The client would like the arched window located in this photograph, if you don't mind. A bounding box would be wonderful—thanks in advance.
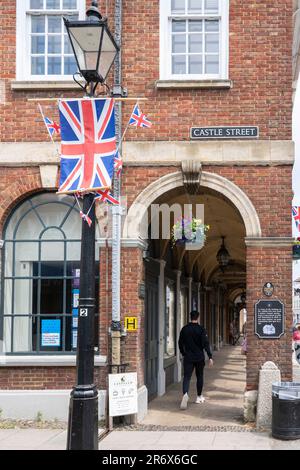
[1,193,99,354]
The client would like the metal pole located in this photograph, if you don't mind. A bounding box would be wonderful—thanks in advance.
[111,0,123,365]
[67,193,98,450]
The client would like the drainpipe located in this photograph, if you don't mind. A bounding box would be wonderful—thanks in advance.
[110,0,123,371]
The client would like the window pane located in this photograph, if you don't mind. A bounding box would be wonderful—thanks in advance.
[48,35,62,53]
[48,56,62,74]
[31,35,45,54]
[172,35,186,53]
[188,20,202,32]
[189,55,202,73]
[48,16,62,33]
[205,33,219,53]
[205,20,219,31]
[64,56,77,75]
[63,0,77,8]
[46,0,60,8]
[30,0,44,8]
[32,56,45,75]
[31,16,45,33]
[188,0,202,13]
[205,55,219,73]
[171,0,185,13]
[204,0,218,13]
[172,55,186,74]
[172,20,186,33]
[64,35,73,53]
[189,33,202,53]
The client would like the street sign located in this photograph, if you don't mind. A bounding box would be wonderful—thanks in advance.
[125,317,138,331]
[190,126,259,140]
[255,299,285,339]
[109,372,138,417]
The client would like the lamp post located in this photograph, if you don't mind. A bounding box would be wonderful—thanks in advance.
[64,0,119,450]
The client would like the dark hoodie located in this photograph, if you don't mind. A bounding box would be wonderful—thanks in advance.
[178,323,212,362]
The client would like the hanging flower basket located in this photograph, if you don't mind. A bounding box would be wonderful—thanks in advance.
[171,218,210,250]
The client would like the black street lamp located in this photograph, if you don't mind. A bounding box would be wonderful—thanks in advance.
[64,0,119,94]
[216,236,230,272]
[65,1,119,451]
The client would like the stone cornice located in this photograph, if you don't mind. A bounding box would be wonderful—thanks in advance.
[123,141,294,166]
[96,238,148,251]
[0,140,294,167]
[245,237,294,247]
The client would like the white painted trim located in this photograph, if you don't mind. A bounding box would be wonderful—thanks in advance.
[156,79,232,89]
[11,80,84,90]
[159,0,229,81]
[16,0,86,81]
[123,171,262,240]
[0,355,107,367]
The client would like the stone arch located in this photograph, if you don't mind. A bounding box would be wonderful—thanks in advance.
[123,171,262,239]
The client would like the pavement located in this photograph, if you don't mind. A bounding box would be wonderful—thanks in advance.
[0,345,299,450]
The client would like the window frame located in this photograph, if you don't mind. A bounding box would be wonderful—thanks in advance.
[0,192,100,356]
[16,0,86,81]
[159,0,229,81]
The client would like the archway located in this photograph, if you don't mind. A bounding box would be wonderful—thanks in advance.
[125,171,261,427]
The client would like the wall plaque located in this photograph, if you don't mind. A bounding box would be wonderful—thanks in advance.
[255,299,284,339]
[263,282,274,297]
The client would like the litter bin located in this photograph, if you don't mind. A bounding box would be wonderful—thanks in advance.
[272,382,300,440]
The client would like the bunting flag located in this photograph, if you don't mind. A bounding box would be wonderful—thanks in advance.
[293,206,300,232]
[58,98,116,194]
[129,103,152,128]
[38,103,60,141]
[95,189,119,205]
[114,151,123,177]
[80,210,92,227]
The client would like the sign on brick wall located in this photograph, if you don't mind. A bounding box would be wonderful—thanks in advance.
[190,126,259,140]
[255,299,285,339]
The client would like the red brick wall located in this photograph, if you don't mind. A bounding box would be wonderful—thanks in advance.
[0,1,293,141]
[246,246,293,389]
[122,0,292,141]
[0,366,107,390]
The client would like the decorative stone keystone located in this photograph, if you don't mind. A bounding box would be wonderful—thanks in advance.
[39,165,58,189]
[256,361,281,429]
[181,160,202,194]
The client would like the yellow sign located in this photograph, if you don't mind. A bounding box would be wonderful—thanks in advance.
[125,317,138,331]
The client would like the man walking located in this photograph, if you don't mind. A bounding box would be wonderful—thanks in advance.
[178,310,213,410]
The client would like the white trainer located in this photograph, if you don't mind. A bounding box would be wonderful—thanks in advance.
[195,395,205,404]
[180,393,189,410]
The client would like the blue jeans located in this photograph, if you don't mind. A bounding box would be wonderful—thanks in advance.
[182,358,205,396]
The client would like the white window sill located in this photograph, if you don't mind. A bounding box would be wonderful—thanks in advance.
[0,355,107,367]
[156,79,232,89]
[11,80,83,91]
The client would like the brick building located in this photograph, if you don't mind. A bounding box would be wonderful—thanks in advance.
[0,0,294,421]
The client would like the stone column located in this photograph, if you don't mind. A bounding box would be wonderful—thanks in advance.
[197,282,201,315]
[158,259,166,396]
[174,269,182,383]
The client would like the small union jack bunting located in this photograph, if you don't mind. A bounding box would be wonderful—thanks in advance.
[114,152,123,177]
[129,104,152,128]
[95,189,119,205]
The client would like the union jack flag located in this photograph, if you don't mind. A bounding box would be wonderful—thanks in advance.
[44,117,61,137]
[129,104,152,128]
[114,151,123,177]
[58,98,116,194]
[95,189,119,205]
[293,206,300,232]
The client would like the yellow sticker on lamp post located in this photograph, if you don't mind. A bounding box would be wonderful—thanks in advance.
[125,317,138,331]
